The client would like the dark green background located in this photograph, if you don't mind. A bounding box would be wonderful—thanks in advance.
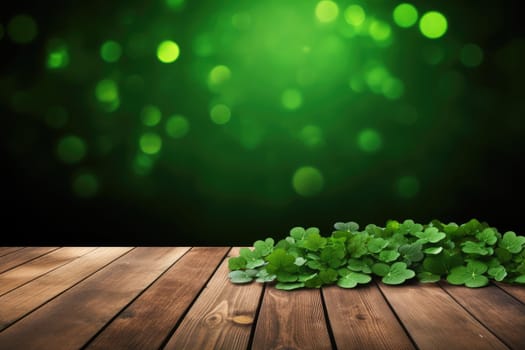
[1,0,523,244]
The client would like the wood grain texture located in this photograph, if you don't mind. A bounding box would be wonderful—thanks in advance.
[164,247,263,350]
[0,247,24,257]
[0,247,59,274]
[252,288,332,350]
[0,247,132,331]
[87,247,229,350]
[378,283,508,350]
[0,247,189,350]
[441,282,525,349]
[495,282,525,304]
[322,282,415,350]
[0,247,96,296]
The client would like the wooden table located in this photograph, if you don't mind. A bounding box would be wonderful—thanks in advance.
[0,247,524,349]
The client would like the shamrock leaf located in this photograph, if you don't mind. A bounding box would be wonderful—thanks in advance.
[290,227,306,241]
[319,269,339,284]
[347,258,372,273]
[294,257,307,266]
[265,249,297,274]
[303,232,327,251]
[334,221,359,232]
[475,228,498,246]
[400,219,423,235]
[398,242,424,263]
[255,269,276,283]
[239,248,265,269]
[487,266,507,282]
[424,246,443,255]
[415,227,446,244]
[446,260,489,288]
[276,272,298,283]
[499,231,525,254]
[423,253,464,275]
[253,238,274,256]
[320,244,346,269]
[368,237,389,253]
[229,270,254,284]
[379,249,400,262]
[515,275,525,284]
[417,271,441,283]
[347,233,369,258]
[275,282,305,290]
[337,272,372,288]
[228,256,247,270]
[461,241,491,256]
[372,262,391,277]
[381,262,416,285]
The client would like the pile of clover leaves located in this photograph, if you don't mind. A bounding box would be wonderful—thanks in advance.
[228,219,525,290]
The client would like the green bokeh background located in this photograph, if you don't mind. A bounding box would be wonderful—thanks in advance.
[1,0,523,244]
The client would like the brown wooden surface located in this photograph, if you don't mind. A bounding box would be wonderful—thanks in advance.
[0,247,523,350]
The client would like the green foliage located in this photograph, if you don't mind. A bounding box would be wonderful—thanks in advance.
[227,219,525,290]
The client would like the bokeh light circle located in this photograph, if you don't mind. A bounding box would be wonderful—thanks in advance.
[292,166,325,197]
[140,105,162,126]
[100,40,122,63]
[281,89,303,110]
[315,1,339,23]
[139,133,162,154]
[393,3,418,28]
[460,43,483,67]
[210,104,231,124]
[396,176,420,198]
[72,172,99,198]
[357,128,382,153]
[57,135,87,164]
[157,40,180,63]
[166,115,190,138]
[344,5,366,27]
[419,11,448,39]
[7,14,37,44]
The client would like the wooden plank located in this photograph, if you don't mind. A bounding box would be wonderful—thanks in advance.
[378,283,508,350]
[0,247,132,331]
[252,288,332,350]
[495,282,525,304]
[441,282,525,349]
[86,247,229,350]
[0,247,189,350]
[322,282,415,350]
[0,247,24,257]
[0,247,96,296]
[0,247,59,274]
[164,247,263,350]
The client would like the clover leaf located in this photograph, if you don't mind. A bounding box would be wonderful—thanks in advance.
[368,237,389,253]
[515,275,525,284]
[228,256,247,270]
[415,227,446,244]
[446,260,489,288]
[347,258,372,273]
[379,249,400,262]
[265,249,297,274]
[400,219,423,235]
[476,228,498,245]
[487,266,507,282]
[276,282,305,290]
[290,227,306,241]
[381,262,416,285]
[461,241,491,256]
[347,233,369,258]
[334,221,359,232]
[239,247,265,269]
[398,242,424,263]
[499,231,525,254]
[337,272,372,288]
[424,246,443,255]
[229,270,254,284]
[417,271,441,283]
[302,232,327,251]
[255,269,276,283]
[253,238,274,256]
[423,253,464,275]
